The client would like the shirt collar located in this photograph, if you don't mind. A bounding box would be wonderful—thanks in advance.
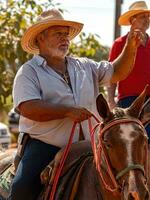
[33,55,47,67]
[33,55,70,68]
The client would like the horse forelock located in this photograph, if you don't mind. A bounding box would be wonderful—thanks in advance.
[113,107,126,119]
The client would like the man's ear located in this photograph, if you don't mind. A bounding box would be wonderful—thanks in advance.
[130,16,135,25]
[36,32,44,44]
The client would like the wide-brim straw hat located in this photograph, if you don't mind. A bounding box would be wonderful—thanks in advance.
[118,1,150,26]
[21,9,84,54]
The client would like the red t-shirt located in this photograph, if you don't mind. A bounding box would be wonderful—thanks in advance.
[109,33,150,100]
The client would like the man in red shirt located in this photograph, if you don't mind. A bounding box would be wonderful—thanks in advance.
[107,1,150,140]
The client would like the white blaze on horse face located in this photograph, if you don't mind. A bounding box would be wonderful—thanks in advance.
[120,124,135,164]
[128,170,137,192]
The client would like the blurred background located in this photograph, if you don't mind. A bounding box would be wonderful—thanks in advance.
[0,0,149,148]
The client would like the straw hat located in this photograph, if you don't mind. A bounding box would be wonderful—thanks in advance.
[118,1,150,26]
[21,9,84,54]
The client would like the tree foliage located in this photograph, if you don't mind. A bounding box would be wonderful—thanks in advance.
[0,0,109,112]
[0,0,58,110]
[69,32,109,62]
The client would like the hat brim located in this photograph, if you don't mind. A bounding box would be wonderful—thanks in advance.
[118,10,150,26]
[21,19,84,54]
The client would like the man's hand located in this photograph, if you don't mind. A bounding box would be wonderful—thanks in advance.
[66,106,93,122]
[127,28,145,48]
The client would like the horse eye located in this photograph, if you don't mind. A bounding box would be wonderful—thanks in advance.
[144,178,147,185]
[103,140,112,149]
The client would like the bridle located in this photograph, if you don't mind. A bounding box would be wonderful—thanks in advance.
[91,118,149,194]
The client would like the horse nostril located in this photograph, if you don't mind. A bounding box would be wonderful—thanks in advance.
[128,192,138,200]
[128,190,149,200]
[128,193,135,200]
[145,191,149,200]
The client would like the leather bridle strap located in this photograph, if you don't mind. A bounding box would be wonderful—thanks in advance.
[116,164,145,180]
[100,118,147,136]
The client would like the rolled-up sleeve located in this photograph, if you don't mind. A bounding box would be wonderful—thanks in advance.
[13,64,41,110]
[85,59,114,86]
[96,61,113,86]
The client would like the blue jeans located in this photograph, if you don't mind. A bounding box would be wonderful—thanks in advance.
[117,96,137,108]
[8,138,60,200]
[118,96,150,143]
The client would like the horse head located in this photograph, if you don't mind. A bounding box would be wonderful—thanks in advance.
[96,86,149,200]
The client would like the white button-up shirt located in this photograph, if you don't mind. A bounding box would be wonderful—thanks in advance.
[13,55,113,147]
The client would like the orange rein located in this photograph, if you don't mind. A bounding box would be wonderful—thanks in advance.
[49,114,100,200]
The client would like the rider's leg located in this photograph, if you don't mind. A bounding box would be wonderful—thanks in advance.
[8,138,60,200]
[117,96,137,108]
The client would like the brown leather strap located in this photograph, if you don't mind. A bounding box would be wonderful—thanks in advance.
[14,133,30,171]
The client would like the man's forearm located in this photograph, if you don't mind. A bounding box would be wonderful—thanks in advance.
[111,43,137,83]
[107,84,117,101]
[18,99,93,122]
[106,84,117,109]
[19,100,72,122]
[110,29,144,83]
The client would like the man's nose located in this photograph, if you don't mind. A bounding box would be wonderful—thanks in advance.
[60,33,70,41]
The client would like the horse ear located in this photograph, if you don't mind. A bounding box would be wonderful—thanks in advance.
[127,85,149,118]
[96,93,113,121]
[140,98,150,124]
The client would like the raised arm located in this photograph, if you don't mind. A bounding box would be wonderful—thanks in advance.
[110,29,144,83]
[106,83,117,110]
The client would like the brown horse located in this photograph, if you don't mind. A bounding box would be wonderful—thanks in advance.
[95,91,149,200]
[0,88,149,200]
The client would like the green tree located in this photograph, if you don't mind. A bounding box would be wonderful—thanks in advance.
[69,32,109,62]
[0,0,109,114]
[0,0,60,111]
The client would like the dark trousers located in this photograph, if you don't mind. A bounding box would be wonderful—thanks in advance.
[118,96,150,143]
[8,138,60,200]
[117,96,137,108]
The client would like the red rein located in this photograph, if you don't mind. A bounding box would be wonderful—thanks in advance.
[49,115,100,200]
